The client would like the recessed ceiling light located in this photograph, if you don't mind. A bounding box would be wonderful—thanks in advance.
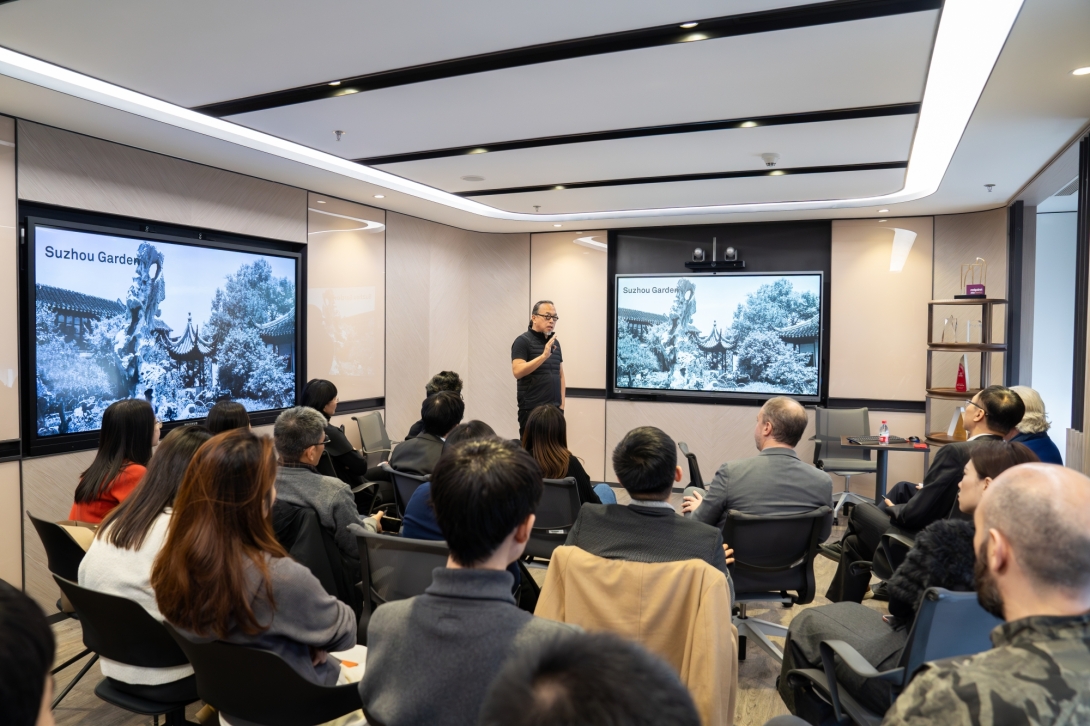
[878,209,890,213]
[374,194,385,199]
[680,32,708,42]
[315,200,326,204]
[680,22,698,28]
[554,185,565,190]
[1072,67,1090,76]
[769,170,785,176]
[553,224,562,227]
[740,121,757,128]
[328,81,341,86]
[468,148,489,155]
[461,175,485,182]
[878,219,887,223]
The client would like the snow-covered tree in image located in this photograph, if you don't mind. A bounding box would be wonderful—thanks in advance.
[34,302,112,434]
[616,330,660,387]
[731,280,819,393]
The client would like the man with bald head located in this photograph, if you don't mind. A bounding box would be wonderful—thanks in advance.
[882,463,1090,725]
[682,396,834,541]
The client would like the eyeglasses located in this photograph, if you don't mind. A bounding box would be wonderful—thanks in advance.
[315,437,331,447]
[965,399,987,416]
[534,313,560,322]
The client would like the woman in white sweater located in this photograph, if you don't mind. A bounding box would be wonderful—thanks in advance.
[78,424,212,699]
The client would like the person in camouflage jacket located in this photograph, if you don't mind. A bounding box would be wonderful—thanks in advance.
[882,463,1090,726]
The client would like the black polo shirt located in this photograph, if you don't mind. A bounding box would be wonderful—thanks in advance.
[511,326,563,412]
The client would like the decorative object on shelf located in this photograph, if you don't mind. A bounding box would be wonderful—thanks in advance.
[955,353,970,392]
[941,316,958,343]
[957,257,987,298]
[946,407,968,440]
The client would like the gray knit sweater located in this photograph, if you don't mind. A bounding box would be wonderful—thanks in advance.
[359,567,572,726]
[274,464,376,559]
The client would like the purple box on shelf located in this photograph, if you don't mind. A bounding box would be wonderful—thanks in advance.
[965,284,985,297]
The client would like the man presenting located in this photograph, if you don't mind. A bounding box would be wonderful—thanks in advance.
[512,300,565,437]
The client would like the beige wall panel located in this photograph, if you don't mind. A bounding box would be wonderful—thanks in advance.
[830,218,933,400]
[564,397,606,481]
[17,121,306,243]
[22,450,97,609]
[604,400,816,487]
[529,231,608,389]
[385,212,528,441]
[0,461,21,586]
[932,209,1008,392]
[307,196,385,401]
[0,117,17,442]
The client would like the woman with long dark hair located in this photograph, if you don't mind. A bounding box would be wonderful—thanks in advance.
[70,399,159,523]
[300,378,374,487]
[79,425,212,695]
[152,429,355,686]
[206,400,250,434]
[521,405,614,505]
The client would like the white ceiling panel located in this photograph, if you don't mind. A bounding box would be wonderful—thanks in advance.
[380,115,918,192]
[467,168,907,214]
[230,11,938,159]
[0,0,815,107]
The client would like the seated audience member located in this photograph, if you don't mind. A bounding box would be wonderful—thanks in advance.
[0,579,55,726]
[880,463,1090,725]
[300,378,372,487]
[153,430,356,689]
[78,425,212,696]
[70,398,160,523]
[479,631,701,726]
[406,371,463,440]
[387,390,464,476]
[273,406,381,563]
[522,404,616,505]
[681,396,833,541]
[566,426,733,583]
[401,420,496,540]
[205,400,250,434]
[358,438,571,726]
[778,440,1038,720]
[824,385,1023,603]
[1009,385,1064,465]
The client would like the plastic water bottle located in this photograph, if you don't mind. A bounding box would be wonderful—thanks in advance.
[878,420,890,445]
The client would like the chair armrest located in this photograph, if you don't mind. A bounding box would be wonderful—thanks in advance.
[849,560,873,577]
[883,532,916,550]
[821,640,905,684]
[360,447,393,456]
[351,482,378,495]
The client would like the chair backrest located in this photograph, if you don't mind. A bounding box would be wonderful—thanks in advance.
[164,624,362,726]
[525,477,581,560]
[813,407,872,465]
[380,462,429,517]
[271,500,339,597]
[723,506,832,604]
[317,449,339,479]
[357,531,448,643]
[678,442,705,489]
[354,412,392,468]
[53,575,189,668]
[899,588,1003,683]
[27,512,87,582]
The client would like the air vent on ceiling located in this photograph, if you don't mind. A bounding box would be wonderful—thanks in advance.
[1056,178,1080,197]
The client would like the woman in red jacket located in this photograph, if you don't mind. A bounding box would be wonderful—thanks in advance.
[70,399,159,523]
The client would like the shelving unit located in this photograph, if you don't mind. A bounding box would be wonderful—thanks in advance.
[925,298,1007,445]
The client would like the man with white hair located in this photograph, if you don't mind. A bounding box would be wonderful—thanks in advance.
[881,463,1090,725]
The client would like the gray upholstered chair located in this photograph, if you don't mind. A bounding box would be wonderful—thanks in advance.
[812,407,877,522]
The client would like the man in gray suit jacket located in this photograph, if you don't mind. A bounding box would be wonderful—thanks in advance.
[388,390,465,476]
[682,396,833,542]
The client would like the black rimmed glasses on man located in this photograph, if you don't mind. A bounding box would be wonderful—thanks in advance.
[534,313,560,322]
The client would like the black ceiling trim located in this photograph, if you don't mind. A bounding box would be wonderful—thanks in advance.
[194,0,941,118]
[356,103,921,167]
[453,161,908,197]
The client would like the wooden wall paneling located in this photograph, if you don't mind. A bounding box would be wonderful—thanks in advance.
[22,450,97,609]
[16,121,307,243]
[529,231,608,390]
[306,195,386,401]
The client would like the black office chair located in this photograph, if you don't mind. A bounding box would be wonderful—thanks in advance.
[26,512,99,708]
[357,531,449,644]
[787,588,1002,726]
[353,411,398,469]
[165,624,361,726]
[677,442,705,489]
[524,477,580,561]
[272,500,362,617]
[53,576,197,726]
[852,529,917,584]
[724,506,832,661]
[379,462,429,518]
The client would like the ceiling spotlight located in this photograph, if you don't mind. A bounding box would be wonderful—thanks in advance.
[468,148,488,155]
[680,32,708,42]
[328,81,341,86]
[461,175,485,182]
[761,152,780,167]
[878,219,887,222]
[878,208,890,213]
[740,121,757,128]
[334,130,345,141]
[553,224,562,227]
[554,185,565,190]
[374,194,385,199]
[680,22,698,28]
[985,183,995,192]
[1073,67,1090,76]
[315,200,326,204]
[769,170,786,176]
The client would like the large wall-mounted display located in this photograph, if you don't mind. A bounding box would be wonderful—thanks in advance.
[22,210,302,453]
[615,272,823,399]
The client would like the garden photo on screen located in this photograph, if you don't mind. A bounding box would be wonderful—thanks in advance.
[34,226,297,436]
[615,274,821,396]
